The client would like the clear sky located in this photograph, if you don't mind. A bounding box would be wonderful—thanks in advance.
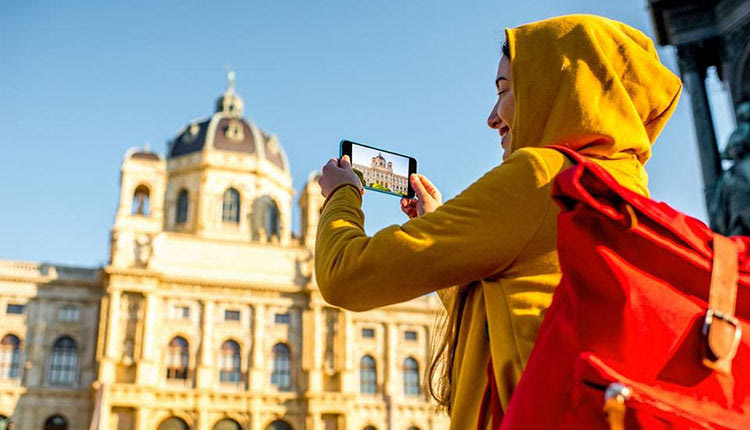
[0,1,737,267]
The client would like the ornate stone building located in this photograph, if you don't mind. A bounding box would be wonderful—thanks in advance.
[0,78,448,430]
[352,154,408,195]
[648,0,750,218]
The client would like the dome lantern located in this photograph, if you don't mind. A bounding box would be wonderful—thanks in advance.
[215,68,244,118]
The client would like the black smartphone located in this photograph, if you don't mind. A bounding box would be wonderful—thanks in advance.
[340,140,417,199]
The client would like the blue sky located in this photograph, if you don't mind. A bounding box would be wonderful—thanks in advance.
[0,1,737,267]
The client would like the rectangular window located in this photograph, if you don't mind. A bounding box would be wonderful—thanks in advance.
[57,305,80,322]
[404,330,418,341]
[170,305,190,319]
[225,309,241,322]
[274,313,290,325]
[6,304,25,315]
[362,328,375,338]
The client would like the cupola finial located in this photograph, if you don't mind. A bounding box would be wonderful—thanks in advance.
[216,65,244,117]
[226,63,236,92]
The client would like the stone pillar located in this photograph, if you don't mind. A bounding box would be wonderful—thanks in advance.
[304,304,324,392]
[251,303,266,390]
[135,407,151,430]
[197,300,215,388]
[384,323,398,430]
[197,410,210,430]
[137,293,159,384]
[306,412,323,430]
[340,311,356,394]
[27,298,46,387]
[678,45,723,208]
[101,287,122,383]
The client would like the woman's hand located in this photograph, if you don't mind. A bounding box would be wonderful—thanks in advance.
[318,155,364,198]
[400,174,442,219]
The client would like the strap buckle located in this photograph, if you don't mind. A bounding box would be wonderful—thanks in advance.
[702,308,743,374]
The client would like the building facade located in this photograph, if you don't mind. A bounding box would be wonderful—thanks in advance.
[0,79,448,430]
[352,154,408,195]
[648,0,750,213]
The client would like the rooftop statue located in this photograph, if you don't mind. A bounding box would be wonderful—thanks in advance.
[709,101,750,236]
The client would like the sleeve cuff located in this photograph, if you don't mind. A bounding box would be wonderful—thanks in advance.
[323,183,363,209]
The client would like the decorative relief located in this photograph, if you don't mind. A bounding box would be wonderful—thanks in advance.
[266,138,280,155]
[182,123,200,143]
[134,234,153,267]
[224,120,245,142]
[324,308,338,374]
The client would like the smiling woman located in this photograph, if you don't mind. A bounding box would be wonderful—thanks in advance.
[314,14,681,428]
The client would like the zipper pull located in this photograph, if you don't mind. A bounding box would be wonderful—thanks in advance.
[603,382,631,430]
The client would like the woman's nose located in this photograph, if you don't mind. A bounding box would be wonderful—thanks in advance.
[487,105,501,129]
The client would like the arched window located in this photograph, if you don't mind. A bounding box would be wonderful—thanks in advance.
[176,190,189,224]
[48,337,77,386]
[166,337,189,380]
[158,417,188,430]
[132,184,150,216]
[219,340,241,383]
[403,357,419,396]
[43,415,68,430]
[363,426,378,430]
[251,196,280,242]
[0,334,20,379]
[271,343,291,391]
[213,418,241,430]
[222,188,241,223]
[266,420,292,430]
[407,427,420,430]
[360,355,377,394]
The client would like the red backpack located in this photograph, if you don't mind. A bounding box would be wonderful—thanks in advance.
[499,146,750,429]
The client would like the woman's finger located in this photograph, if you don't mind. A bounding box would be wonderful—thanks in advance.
[410,174,429,200]
[340,155,352,169]
[417,174,441,199]
[323,158,339,172]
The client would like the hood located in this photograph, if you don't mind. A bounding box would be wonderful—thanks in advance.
[505,14,682,164]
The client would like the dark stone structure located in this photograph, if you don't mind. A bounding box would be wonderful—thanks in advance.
[649,0,750,233]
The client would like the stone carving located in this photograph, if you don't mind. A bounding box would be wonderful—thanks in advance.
[709,101,750,236]
[134,234,153,267]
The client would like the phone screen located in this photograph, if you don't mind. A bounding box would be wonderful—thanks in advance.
[340,140,417,198]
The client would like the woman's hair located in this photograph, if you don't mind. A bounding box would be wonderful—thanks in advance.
[502,40,511,59]
[427,39,512,412]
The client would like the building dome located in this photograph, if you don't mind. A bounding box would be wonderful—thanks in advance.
[167,72,290,174]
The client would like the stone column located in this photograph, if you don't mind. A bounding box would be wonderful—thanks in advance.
[250,303,266,390]
[384,323,397,395]
[137,293,159,384]
[197,300,215,388]
[135,407,151,430]
[101,287,121,383]
[196,410,210,430]
[678,45,723,208]
[27,298,46,387]
[304,304,324,392]
[384,323,398,430]
[340,311,356,394]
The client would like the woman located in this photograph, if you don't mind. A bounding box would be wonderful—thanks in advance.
[315,14,681,428]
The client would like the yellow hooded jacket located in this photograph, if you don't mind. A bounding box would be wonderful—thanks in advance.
[315,15,681,428]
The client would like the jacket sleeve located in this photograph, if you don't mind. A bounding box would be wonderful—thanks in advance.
[314,148,557,311]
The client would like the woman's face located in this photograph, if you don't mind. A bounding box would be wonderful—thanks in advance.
[487,55,515,160]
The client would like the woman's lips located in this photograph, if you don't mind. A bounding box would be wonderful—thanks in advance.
[500,126,510,147]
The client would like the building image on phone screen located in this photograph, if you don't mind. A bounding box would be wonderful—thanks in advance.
[351,146,409,195]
